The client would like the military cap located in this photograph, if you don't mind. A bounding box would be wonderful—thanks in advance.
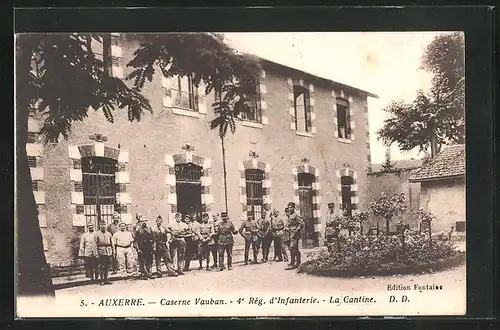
[328,203,335,208]
[287,202,296,209]
[221,212,228,218]
[98,220,106,226]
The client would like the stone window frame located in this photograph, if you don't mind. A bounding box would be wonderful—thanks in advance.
[287,78,316,136]
[165,151,213,223]
[238,159,272,221]
[332,90,355,143]
[292,164,322,233]
[335,166,359,211]
[68,142,131,228]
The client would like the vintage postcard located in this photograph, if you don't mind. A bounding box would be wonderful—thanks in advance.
[15,31,466,318]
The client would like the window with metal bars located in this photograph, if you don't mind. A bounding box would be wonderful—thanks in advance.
[238,79,262,123]
[171,75,199,111]
[341,176,354,216]
[245,169,264,220]
[175,163,203,220]
[294,85,312,132]
[336,98,351,139]
[82,157,118,227]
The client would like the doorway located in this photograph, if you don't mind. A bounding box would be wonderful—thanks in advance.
[175,163,203,221]
[298,172,318,248]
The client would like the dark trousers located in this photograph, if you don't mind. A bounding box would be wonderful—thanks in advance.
[218,244,233,269]
[244,238,259,263]
[170,239,186,271]
[198,242,209,265]
[137,250,153,276]
[211,242,218,267]
[98,255,111,281]
[260,235,272,261]
[289,239,301,266]
[272,234,283,260]
[154,246,172,274]
[184,237,198,270]
[84,257,99,280]
[110,255,118,273]
[282,239,290,262]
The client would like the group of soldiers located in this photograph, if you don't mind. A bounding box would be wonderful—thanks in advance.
[78,201,306,285]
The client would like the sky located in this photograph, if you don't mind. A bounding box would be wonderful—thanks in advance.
[224,32,447,164]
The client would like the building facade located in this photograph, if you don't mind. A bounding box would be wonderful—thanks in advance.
[26,34,376,267]
[408,144,466,234]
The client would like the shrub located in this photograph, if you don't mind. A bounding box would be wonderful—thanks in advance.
[369,192,407,234]
[299,228,463,276]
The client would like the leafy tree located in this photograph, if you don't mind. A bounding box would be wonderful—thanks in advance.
[377,32,464,158]
[369,192,408,234]
[16,32,260,297]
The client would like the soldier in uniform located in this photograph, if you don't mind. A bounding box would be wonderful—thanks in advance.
[197,213,215,270]
[216,212,238,271]
[112,222,135,278]
[258,211,272,262]
[270,209,285,262]
[281,207,291,263]
[95,220,113,285]
[152,215,178,278]
[239,211,260,265]
[209,213,220,269]
[107,214,121,274]
[133,216,155,280]
[325,203,342,253]
[183,214,199,272]
[285,202,305,270]
[78,222,99,282]
[168,213,188,275]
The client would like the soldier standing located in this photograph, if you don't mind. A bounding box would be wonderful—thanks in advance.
[152,216,178,278]
[270,209,285,262]
[258,211,272,262]
[95,220,113,285]
[239,211,260,265]
[134,216,155,280]
[168,213,188,275]
[78,223,99,282]
[216,212,238,271]
[281,207,291,263]
[325,203,342,253]
[107,214,120,274]
[285,202,305,270]
[209,213,220,269]
[183,214,199,272]
[197,213,215,270]
[112,222,135,278]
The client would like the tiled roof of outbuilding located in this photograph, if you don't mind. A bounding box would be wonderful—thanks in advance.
[409,144,465,182]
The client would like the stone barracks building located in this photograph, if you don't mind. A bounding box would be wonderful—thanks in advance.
[26,34,377,267]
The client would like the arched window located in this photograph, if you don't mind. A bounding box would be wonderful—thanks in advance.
[175,163,203,220]
[294,85,312,132]
[82,156,118,227]
[341,176,354,216]
[245,169,265,220]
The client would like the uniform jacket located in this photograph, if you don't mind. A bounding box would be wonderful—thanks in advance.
[257,217,271,238]
[239,220,259,241]
[270,216,285,237]
[95,230,113,256]
[217,220,237,245]
[198,222,215,245]
[288,213,305,242]
[152,225,170,251]
[168,221,189,240]
[134,226,154,252]
[78,232,98,258]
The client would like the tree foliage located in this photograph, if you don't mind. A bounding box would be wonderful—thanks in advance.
[377,32,464,156]
[16,32,261,296]
[370,192,407,234]
[381,147,396,172]
[126,33,261,138]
